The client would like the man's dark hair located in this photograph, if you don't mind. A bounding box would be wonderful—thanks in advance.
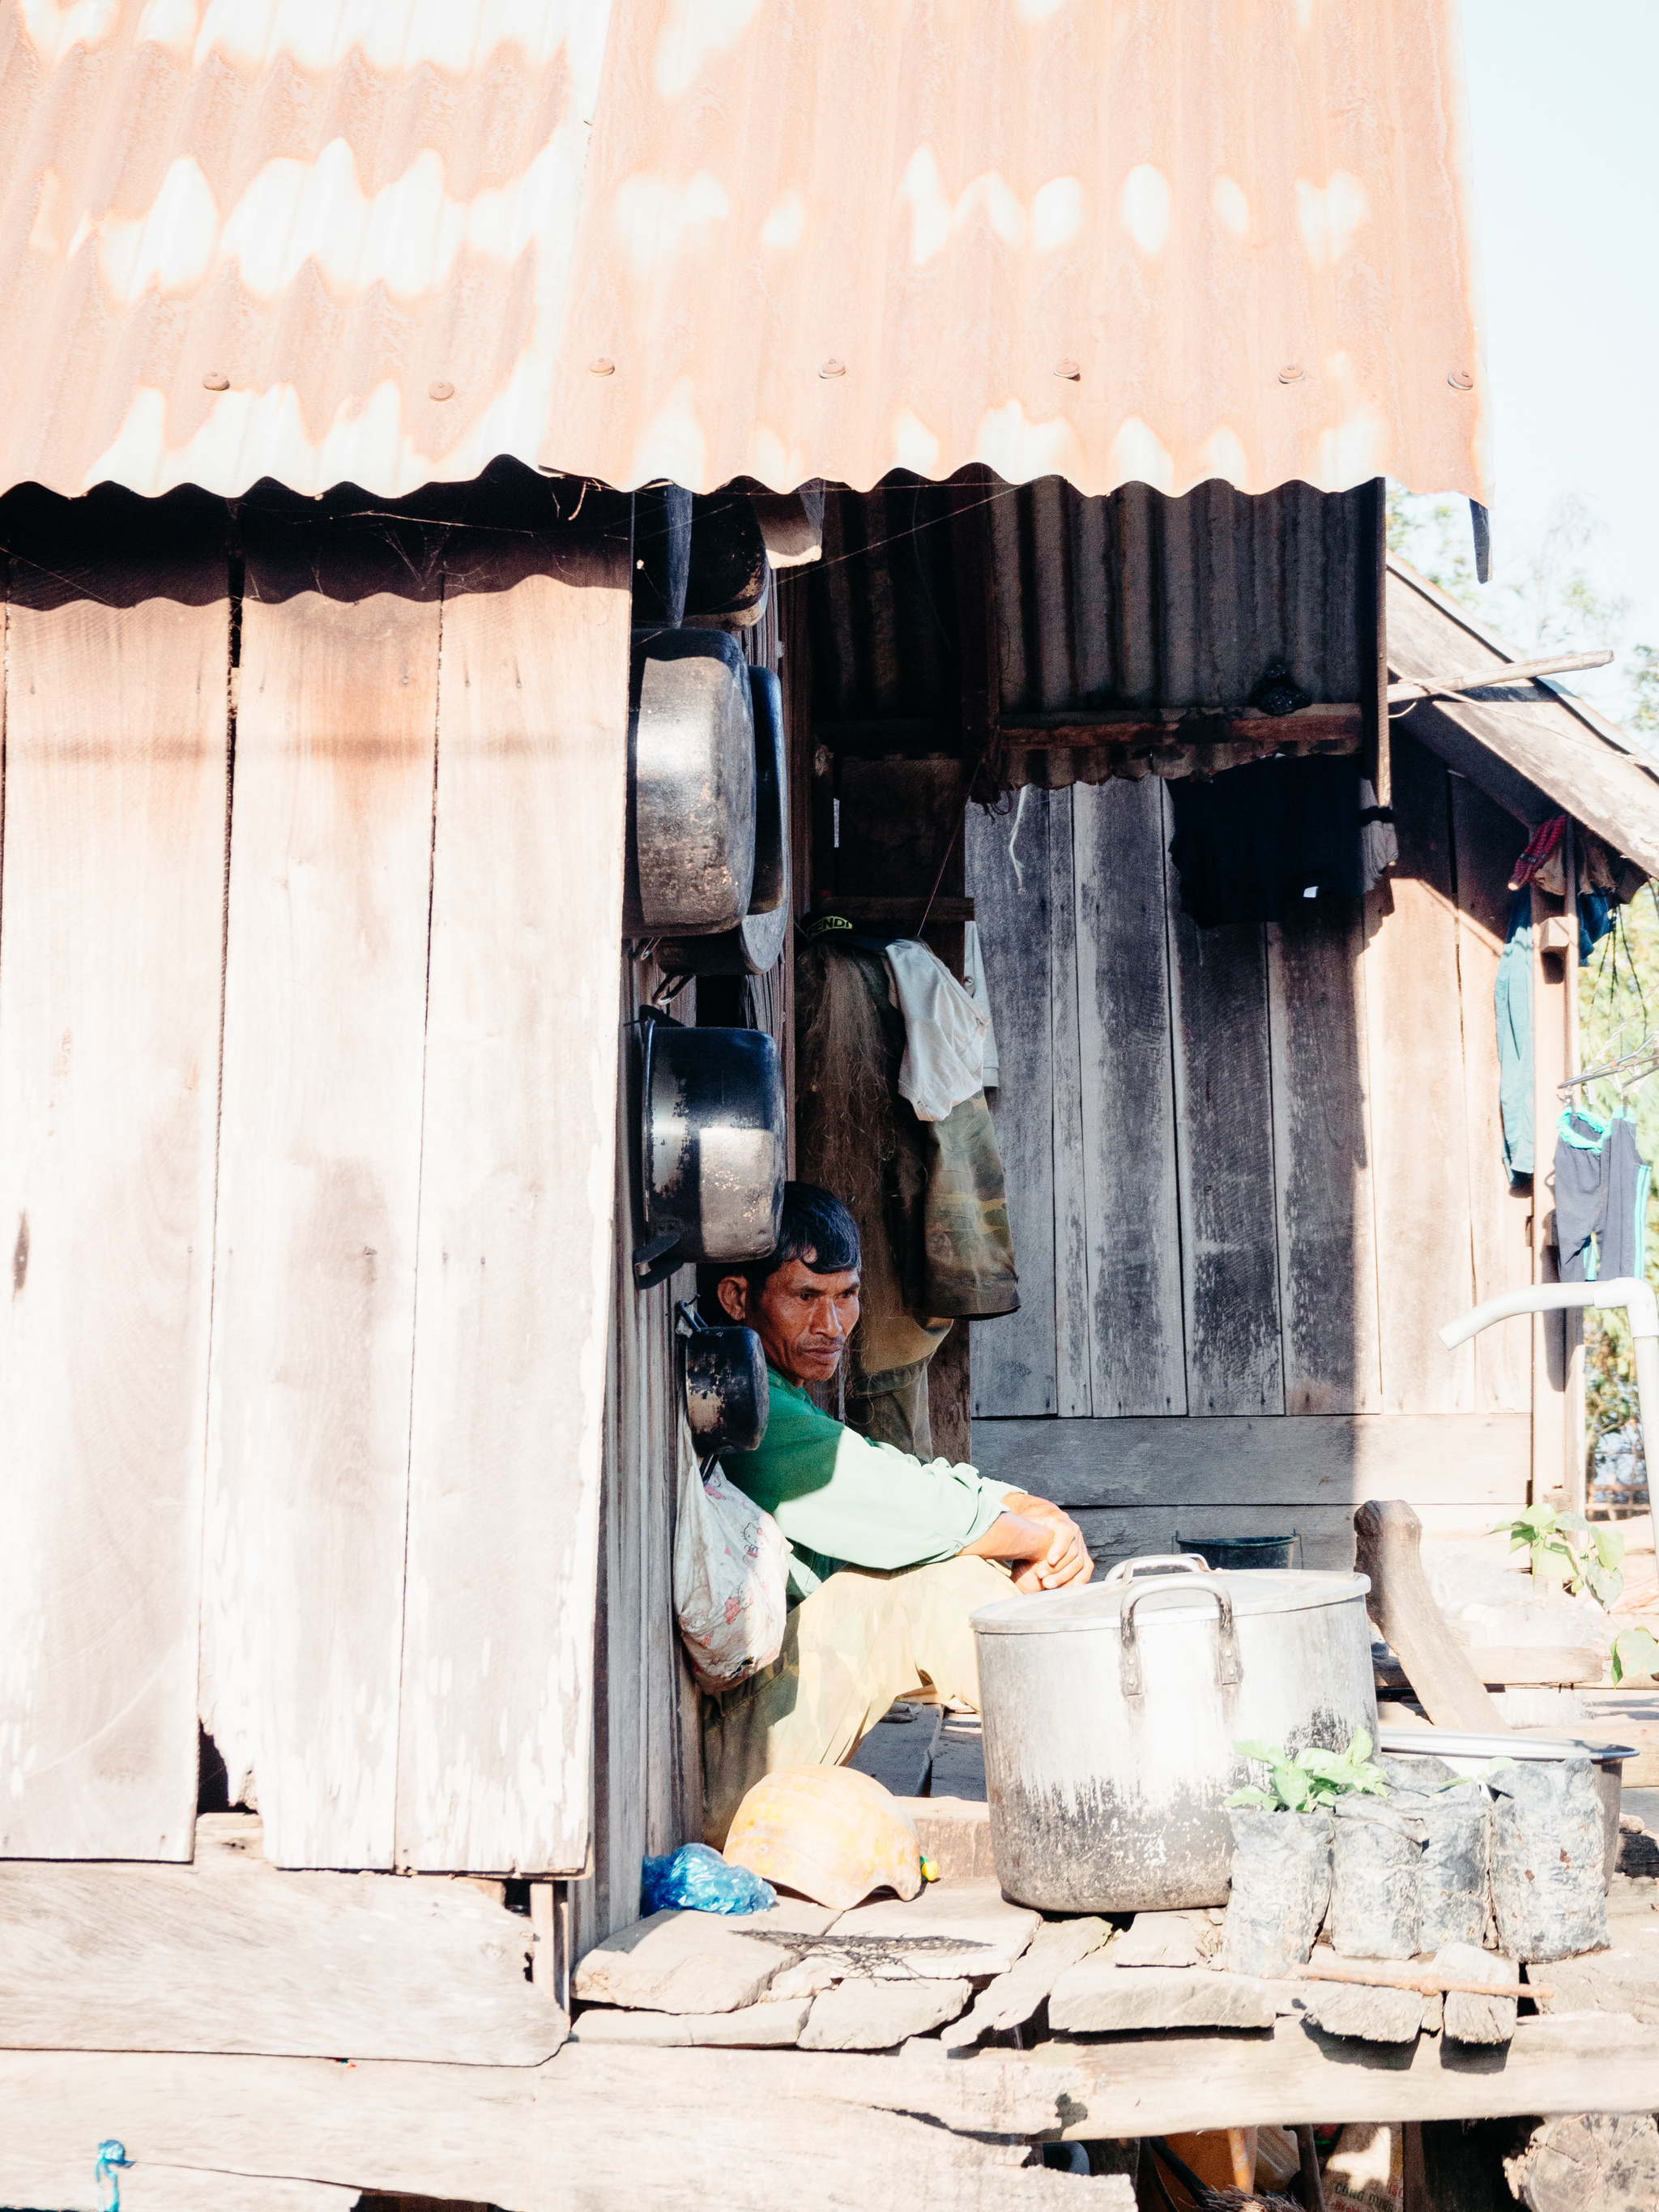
[697,1181,859,1309]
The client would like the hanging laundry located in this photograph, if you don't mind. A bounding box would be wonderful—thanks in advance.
[883,937,990,1121]
[1495,889,1534,1182]
[1508,814,1567,895]
[1166,755,1367,927]
[1555,1108,1650,1283]
[1579,888,1614,960]
[962,922,1001,1090]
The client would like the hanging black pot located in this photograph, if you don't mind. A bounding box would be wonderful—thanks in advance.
[682,1322,770,1458]
[633,1013,786,1288]
[654,666,789,975]
[624,628,756,936]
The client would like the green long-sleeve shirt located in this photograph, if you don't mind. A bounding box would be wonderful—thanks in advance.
[720,1368,1018,1602]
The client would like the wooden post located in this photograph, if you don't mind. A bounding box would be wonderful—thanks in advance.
[1363,476,1390,808]
[1354,1500,1506,1730]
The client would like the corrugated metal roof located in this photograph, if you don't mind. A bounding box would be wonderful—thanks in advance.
[0,0,1487,502]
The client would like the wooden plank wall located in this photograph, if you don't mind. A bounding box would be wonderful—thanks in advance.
[968,730,1537,1563]
[0,494,633,1869]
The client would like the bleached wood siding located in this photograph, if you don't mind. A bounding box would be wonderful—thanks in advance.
[0,497,633,1870]
[967,728,1539,1560]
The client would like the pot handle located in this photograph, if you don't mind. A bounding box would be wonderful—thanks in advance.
[1119,1580,1243,1698]
[1104,1554,1213,1587]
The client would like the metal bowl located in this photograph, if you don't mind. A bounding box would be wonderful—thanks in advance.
[633,1015,785,1288]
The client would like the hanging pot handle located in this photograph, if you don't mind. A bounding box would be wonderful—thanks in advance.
[1119,1580,1243,1697]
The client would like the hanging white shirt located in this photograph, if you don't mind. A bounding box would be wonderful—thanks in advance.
[962,921,1001,1090]
[883,938,990,1122]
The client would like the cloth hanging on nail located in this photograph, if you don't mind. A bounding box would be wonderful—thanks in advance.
[1495,888,1534,1183]
[883,937,990,1122]
[1166,755,1367,928]
[1509,814,1567,895]
[1555,1108,1649,1283]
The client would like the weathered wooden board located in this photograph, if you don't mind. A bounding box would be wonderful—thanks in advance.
[0,2047,1081,2212]
[972,1411,1530,1508]
[3,2163,355,2212]
[204,510,440,1869]
[966,790,1056,1416]
[1039,2009,1658,2138]
[1047,790,1093,1416]
[1073,778,1186,1416]
[0,1853,558,2064]
[394,527,631,1874]
[1267,901,1382,1413]
[574,955,702,1957]
[1070,1498,1512,1573]
[1363,732,1476,1414]
[1165,794,1284,1416]
[1449,775,1534,1414]
[0,488,228,1859]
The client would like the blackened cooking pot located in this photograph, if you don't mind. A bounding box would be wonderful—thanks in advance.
[973,1554,1377,1911]
[633,1014,785,1288]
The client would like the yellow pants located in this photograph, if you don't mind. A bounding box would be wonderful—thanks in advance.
[701,1553,1013,1847]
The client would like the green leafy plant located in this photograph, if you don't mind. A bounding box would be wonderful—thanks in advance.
[1612,1626,1659,1685]
[1491,1504,1625,1608]
[1226,1730,1390,1813]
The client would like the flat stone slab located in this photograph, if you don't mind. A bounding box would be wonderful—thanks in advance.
[943,1916,1111,2049]
[1534,1930,1659,2025]
[1049,1962,1277,2035]
[1296,1979,1424,2043]
[826,1878,1039,1979]
[569,1998,811,2047]
[1436,1942,1518,2047]
[571,1902,836,2014]
[1111,1911,1222,1971]
[800,1978,971,2051]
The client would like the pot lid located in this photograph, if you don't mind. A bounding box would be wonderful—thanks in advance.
[971,1563,1370,1636]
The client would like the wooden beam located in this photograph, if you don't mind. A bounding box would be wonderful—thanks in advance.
[0,2047,1085,2212]
[1020,2012,1657,2138]
[810,896,975,925]
[970,1412,1529,1509]
[1000,705,1362,750]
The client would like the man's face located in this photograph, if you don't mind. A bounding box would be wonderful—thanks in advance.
[715,1251,861,1386]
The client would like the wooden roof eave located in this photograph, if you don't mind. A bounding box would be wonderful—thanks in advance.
[1386,558,1659,878]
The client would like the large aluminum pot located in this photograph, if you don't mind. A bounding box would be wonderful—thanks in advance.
[974,1555,1377,1912]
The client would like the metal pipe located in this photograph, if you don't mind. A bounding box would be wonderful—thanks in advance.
[1439,1277,1659,1563]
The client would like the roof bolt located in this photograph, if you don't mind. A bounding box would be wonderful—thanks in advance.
[1054,360,1081,382]
[818,359,847,380]
[429,379,454,402]
[1277,364,1304,384]
[589,357,616,377]
[202,369,229,391]
[1448,369,1475,391]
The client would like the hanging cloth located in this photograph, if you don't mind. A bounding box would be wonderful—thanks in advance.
[1495,889,1535,1182]
[1509,814,1567,894]
[1555,1108,1651,1283]
[883,938,989,1123]
[962,922,1002,1090]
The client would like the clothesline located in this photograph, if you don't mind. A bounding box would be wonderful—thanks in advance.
[1559,1029,1659,1100]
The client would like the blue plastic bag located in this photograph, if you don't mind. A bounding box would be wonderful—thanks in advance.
[641,1841,777,1916]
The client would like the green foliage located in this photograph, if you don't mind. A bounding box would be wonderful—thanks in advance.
[1491,1504,1625,1608]
[1226,1729,1390,1813]
[1612,1626,1659,1685]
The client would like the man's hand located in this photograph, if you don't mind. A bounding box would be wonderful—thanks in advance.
[960,1494,1094,1592]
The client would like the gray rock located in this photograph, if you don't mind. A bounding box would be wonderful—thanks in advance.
[800,1977,971,2051]
[826,1877,1039,1979]
[1048,1962,1277,2035]
[569,1997,811,2046]
[570,1902,834,2013]
[1435,1941,1517,2046]
[940,1915,1111,2049]
[1111,1909,1220,1970]
[1298,1977,1424,2043]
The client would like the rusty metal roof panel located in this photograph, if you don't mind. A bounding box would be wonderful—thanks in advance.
[0,0,1486,503]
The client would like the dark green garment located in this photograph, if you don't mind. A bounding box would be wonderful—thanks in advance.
[721,1368,1014,1602]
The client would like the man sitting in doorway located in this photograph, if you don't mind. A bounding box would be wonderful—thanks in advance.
[701,1181,1093,1845]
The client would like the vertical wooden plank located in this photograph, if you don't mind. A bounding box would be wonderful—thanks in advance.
[1530,868,1578,1505]
[394,527,631,1873]
[965,791,1056,1416]
[1074,777,1186,1415]
[1448,776,1533,1414]
[0,488,227,1859]
[1363,731,1476,1415]
[1166,793,1286,1417]
[203,510,439,1869]
[1048,788,1092,1417]
[1267,901,1382,1414]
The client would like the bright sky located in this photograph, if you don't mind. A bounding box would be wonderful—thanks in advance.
[1453,0,1659,719]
